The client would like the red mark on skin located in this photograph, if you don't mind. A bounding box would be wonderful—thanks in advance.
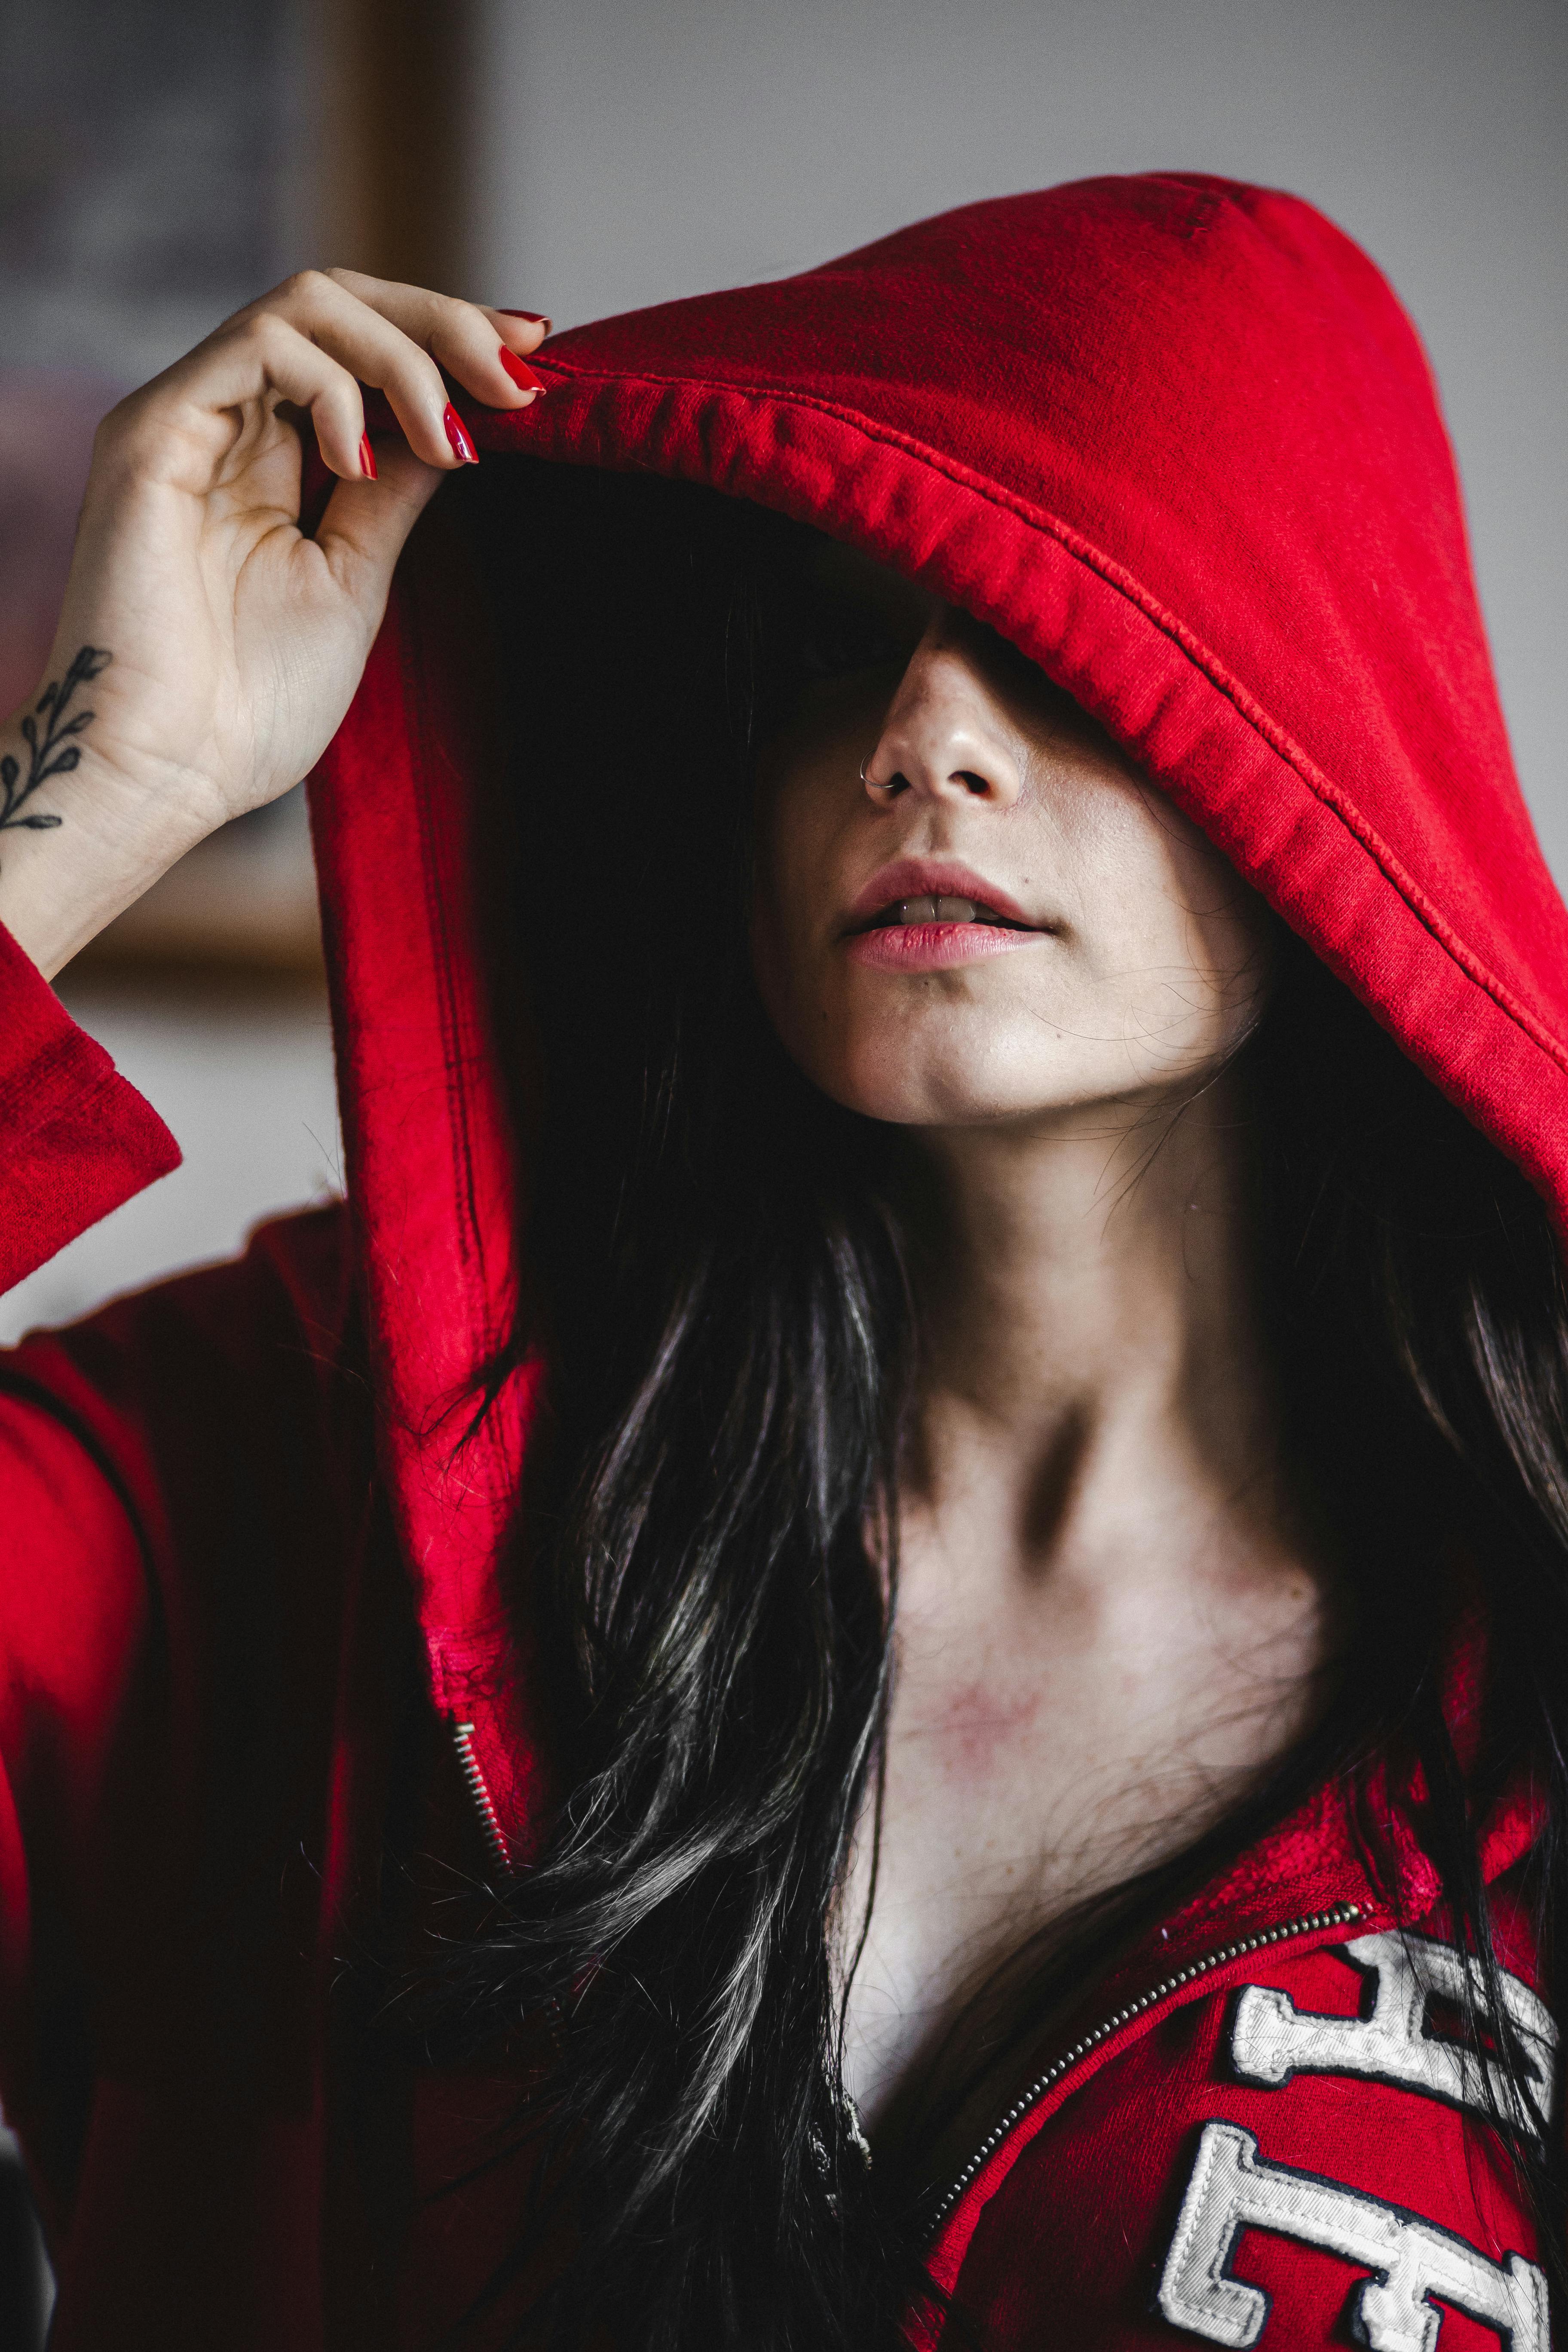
[926,1679,1045,1781]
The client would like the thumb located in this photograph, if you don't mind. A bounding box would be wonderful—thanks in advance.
[313,438,446,610]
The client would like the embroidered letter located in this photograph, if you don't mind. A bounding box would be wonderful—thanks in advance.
[1231,1933,1556,2134]
[1157,2121,1548,2352]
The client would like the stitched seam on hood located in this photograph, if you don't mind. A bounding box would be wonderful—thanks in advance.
[527,360,1568,1083]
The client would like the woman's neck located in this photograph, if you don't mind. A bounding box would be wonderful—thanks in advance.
[901,1075,1299,1611]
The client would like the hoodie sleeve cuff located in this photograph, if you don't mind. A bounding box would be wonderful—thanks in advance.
[0,922,182,1295]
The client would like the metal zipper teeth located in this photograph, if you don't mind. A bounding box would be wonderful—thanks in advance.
[927,1900,1365,2236]
[452,1719,512,1875]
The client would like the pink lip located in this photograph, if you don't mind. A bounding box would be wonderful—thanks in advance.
[839,855,1051,970]
[845,922,1044,972]
[844,857,1039,934]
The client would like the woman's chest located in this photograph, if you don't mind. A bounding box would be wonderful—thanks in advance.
[838,1586,1323,2136]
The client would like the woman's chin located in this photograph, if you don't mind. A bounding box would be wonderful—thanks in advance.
[803,1039,1078,1130]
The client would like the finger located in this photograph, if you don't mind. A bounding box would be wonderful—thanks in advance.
[314,436,444,606]
[133,312,373,486]
[494,307,552,343]
[317,267,550,411]
[487,308,552,398]
[224,270,475,470]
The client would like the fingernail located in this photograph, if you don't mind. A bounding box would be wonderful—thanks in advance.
[443,402,478,464]
[498,346,545,393]
[358,431,377,481]
[500,309,552,332]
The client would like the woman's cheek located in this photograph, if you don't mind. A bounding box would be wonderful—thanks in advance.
[748,884,816,1058]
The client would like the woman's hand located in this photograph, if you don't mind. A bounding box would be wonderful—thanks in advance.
[0,269,548,978]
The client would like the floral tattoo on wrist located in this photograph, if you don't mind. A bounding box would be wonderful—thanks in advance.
[0,645,113,845]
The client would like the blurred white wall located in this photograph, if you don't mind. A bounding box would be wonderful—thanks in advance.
[471,0,1567,872]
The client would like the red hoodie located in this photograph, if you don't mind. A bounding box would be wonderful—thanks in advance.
[0,172,1563,2349]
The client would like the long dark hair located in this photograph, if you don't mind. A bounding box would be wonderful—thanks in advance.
[422,460,1568,2348]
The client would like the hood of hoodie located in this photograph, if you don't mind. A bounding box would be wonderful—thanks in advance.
[309,172,1568,1862]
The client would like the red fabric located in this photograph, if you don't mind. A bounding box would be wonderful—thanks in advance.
[0,172,1559,2344]
[928,1915,1547,2349]
[307,524,548,1862]
[0,921,180,1292]
[503,176,1568,1230]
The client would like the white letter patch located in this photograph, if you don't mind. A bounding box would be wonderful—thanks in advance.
[1231,1933,1557,2134]
[1157,2120,1549,2351]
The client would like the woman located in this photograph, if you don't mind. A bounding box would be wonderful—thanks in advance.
[0,172,1563,2350]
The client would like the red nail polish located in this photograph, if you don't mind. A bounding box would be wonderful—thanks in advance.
[498,346,545,393]
[358,432,377,481]
[443,403,478,464]
[500,308,552,332]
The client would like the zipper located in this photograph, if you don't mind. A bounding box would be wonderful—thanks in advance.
[447,1730,1366,2216]
[926,1899,1365,2237]
[452,1718,512,1875]
[451,1720,570,2047]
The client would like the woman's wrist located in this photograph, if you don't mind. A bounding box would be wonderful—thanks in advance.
[0,660,220,980]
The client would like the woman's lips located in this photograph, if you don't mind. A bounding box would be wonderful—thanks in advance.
[843,919,1046,972]
[840,868,1053,972]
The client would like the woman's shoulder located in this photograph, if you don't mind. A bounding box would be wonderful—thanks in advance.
[9,1198,357,1398]
[0,1198,367,1712]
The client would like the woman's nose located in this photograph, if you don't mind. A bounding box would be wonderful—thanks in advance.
[860,625,1026,808]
